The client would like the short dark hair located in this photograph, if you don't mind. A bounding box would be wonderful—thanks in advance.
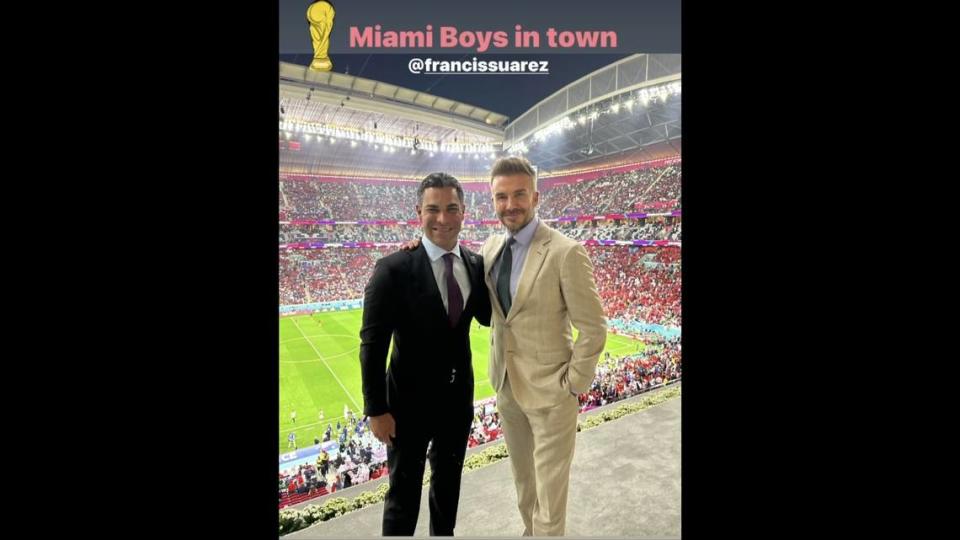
[490,156,537,187]
[417,172,464,207]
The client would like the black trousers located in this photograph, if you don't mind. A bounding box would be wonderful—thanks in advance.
[381,400,473,536]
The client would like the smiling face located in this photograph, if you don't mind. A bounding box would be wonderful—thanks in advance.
[492,173,540,233]
[417,186,464,251]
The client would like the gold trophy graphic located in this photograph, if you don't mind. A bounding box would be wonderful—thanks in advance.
[307,1,336,71]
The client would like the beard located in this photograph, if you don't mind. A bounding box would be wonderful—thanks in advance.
[498,210,532,232]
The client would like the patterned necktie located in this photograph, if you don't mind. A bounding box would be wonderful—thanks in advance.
[443,253,464,327]
[496,237,516,316]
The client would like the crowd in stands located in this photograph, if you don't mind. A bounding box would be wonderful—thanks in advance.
[581,336,681,409]
[279,410,389,506]
[554,219,680,241]
[638,166,682,207]
[281,181,497,222]
[280,224,504,245]
[469,401,503,448]
[280,245,681,328]
[280,220,680,245]
[279,249,380,305]
[279,164,680,222]
[280,244,681,327]
[588,246,681,326]
[537,165,681,217]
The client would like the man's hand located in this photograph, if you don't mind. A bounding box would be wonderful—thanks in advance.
[399,237,421,251]
[369,413,397,447]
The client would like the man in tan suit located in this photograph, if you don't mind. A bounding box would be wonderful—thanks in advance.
[481,156,607,536]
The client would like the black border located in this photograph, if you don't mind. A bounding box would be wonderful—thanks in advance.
[50,0,827,536]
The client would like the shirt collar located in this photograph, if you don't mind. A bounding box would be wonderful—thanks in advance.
[422,235,462,262]
[506,216,540,247]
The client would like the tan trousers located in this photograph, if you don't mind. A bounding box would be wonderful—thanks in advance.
[497,375,580,536]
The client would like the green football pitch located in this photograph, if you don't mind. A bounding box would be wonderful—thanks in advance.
[279,310,644,453]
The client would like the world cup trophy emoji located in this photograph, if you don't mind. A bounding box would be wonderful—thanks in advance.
[307,1,336,71]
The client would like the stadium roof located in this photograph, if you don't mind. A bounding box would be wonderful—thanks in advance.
[278,55,680,178]
[505,54,681,172]
[280,62,508,139]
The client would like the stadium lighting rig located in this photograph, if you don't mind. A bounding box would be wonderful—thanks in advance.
[279,119,499,155]
[506,80,681,154]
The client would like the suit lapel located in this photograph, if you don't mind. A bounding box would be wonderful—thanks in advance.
[485,235,507,319]
[413,245,447,324]
[461,246,481,314]
[505,223,551,323]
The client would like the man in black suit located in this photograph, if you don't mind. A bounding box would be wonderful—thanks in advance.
[360,172,492,536]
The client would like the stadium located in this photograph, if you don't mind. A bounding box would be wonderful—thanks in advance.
[278,53,681,537]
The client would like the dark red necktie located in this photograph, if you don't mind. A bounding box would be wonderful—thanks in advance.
[443,253,464,327]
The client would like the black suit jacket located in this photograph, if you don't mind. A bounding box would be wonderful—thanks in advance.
[359,244,491,419]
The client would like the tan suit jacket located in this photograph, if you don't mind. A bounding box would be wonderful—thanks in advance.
[481,222,607,410]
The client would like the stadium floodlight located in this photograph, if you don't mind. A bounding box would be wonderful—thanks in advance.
[474,154,479,159]
[329,137,336,144]
[533,117,576,143]
[458,154,463,159]
[304,134,312,142]
[610,103,620,113]
[410,149,416,155]
[429,152,435,157]
[507,141,528,154]
[350,140,357,148]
